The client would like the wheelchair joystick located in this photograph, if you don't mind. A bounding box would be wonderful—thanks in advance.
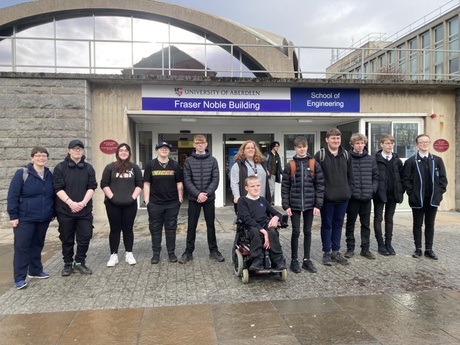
[264,250,271,269]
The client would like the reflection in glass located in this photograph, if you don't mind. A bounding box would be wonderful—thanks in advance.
[370,123,391,155]
[16,39,54,66]
[56,17,94,39]
[95,16,132,41]
[0,39,12,66]
[283,134,315,164]
[133,18,168,42]
[95,41,132,69]
[57,41,90,67]
[394,123,418,158]
[16,22,54,38]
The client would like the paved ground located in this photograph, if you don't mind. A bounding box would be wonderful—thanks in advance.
[0,207,459,344]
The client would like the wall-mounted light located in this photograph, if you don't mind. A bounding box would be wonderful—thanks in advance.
[298,119,313,123]
[180,130,191,134]
[243,130,254,134]
[181,118,197,122]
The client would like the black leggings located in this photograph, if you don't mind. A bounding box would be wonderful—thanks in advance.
[105,200,137,253]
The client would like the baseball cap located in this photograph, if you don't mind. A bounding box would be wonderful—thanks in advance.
[155,141,172,150]
[68,139,85,149]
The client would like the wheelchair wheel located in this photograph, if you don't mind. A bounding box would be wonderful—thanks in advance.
[233,249,244,277]
[242,269,249,284]
[280,269,287,281]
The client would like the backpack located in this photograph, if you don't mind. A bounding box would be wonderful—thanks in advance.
[289,158,315,180]
[22,167,29,183]
[318,147,349,162]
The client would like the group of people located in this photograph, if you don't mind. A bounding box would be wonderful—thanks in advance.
[7,130,448,290]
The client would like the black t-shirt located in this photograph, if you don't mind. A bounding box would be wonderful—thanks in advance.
[143,159,183,204]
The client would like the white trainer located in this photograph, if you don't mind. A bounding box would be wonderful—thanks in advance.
[107,253,119,267]
[125,252,137,265]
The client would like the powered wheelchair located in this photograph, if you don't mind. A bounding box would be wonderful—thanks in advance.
[232,214,289,284]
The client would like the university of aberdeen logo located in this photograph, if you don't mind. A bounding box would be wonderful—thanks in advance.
[174,87,183,96]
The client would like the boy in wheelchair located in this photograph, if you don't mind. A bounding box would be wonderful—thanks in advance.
[237,176,287,271]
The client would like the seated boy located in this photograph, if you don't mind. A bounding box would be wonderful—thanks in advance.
[237,176,286,271]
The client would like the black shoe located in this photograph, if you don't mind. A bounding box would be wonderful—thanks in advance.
[209,251,225,262]
[61,263,73,276]
[302,259,317,273]
[378,245,390,256]
[73,262,92,274]
[344,250,354,258]
[386,244,396,255]
[272,258,286,270]
[249,258,264,271]
[169,253,178,263]
[178,252,193,264]
[290,260,301,273]
[412,249,422,258]
[360,249,376,260]
[331,252,349,265]
[150,254,160,264]
[424,250,438,260]
[322,252,332,266]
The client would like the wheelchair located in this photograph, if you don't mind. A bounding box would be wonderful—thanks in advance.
[232,214,289,284]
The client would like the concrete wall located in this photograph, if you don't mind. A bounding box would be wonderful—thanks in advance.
[0,77,92,223]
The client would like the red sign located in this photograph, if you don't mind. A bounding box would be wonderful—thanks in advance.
[432,139,449,153]
[99,139,119,154]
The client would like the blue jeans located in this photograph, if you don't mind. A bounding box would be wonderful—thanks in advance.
[320,200,348,252]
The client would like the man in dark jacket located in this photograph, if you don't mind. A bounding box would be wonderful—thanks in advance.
[344,133,379,260]
[179,134,224,263]
[373,134,404,256]
[53,140,98,276]
[265,141,282,204]
[282,136,324,273]
[314,128,354,266]
[402,134,448,260]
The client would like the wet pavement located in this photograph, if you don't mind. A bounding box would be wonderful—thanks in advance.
[0,207,459,344]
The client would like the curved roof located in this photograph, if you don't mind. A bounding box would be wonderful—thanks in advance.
[0,0,298,77]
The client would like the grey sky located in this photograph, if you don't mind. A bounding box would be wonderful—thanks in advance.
[0,0,456,74]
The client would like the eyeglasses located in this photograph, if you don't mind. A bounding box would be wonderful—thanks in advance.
[417,141,431,145]
[34,154,48,158]
[70,147,84,151]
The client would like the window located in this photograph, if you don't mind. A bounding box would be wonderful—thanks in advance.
[448,16,459,78]
[421,31,430,79]
[434,24,444,79]
[409,39,418,80]
[397,44,406,75]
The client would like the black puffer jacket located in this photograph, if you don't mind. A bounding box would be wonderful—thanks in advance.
[184,149,220,202]
[281,154,325,211]
[349,149,379,201]
[374,150,404,203]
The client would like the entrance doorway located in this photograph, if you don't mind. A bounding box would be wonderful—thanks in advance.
[223,133,273,206]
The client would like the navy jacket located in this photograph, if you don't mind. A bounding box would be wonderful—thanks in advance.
[7,163,54,222]
[402,152,448,208]
[374,150,404,203]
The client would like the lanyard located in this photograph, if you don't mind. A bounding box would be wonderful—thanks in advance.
[246,160,257,176]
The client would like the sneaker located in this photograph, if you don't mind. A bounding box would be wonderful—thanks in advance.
[386,244,396,255]
[28,272,50,279]
[168,253,178,263]
[412,248,423,258]
[249,258,264,271]
[150,254,160,264]
[73,262,92,274]
[344,250,354,258]
[378,245,390,256]
[178,252,193,264]
[272,257,286,270]
[331,252,349,265]
[61,263,73,276]
[15,280,27,290]
[290,260,301,273]
[107,253,119,267]
[322,252,332,266]
[302,259,317,273]
[360,249,376,260]
[424,249,438,260]
[209,251,225,262]
[125,252,137,265]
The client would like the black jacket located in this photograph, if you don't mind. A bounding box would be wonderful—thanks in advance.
[374,150,404,203]
[281,154,325,211]
[349,149,379,201]
[402,152,448,208]
[265,151,282,183]
[184,149,220,202]
[314,147,354,204]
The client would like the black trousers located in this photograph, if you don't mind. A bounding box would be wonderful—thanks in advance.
[57,213,93,264]
[373,198,397,246]
[105,200,137,253]
[290,209,314,260]
[345,198,372,250]
[249,226,283,261]
[412,198,438,250]
[148,201,180,255]
[185,200,218,253]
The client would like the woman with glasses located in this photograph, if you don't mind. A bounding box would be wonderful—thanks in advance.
[101,143,143,267]
[7,146,55,290]
[230,140,270,212]
[53,140,98,276]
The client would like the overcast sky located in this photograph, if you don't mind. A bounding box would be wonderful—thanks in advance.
[0,0,456,74]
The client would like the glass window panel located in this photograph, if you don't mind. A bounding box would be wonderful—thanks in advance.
[170,25,204,44]
[94,41,132,69]
[283,134,315,164]
[449,57,459,75]
[393,123,418,158]
[16,39,54,66]
[133,18,168,42]
[56,17,94,40]
[370,123,391,154]
[57,41,90,68]
[95,16,132,41]
[16,22,54,38]
[0,39,12,65]
[449,17,458,36]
